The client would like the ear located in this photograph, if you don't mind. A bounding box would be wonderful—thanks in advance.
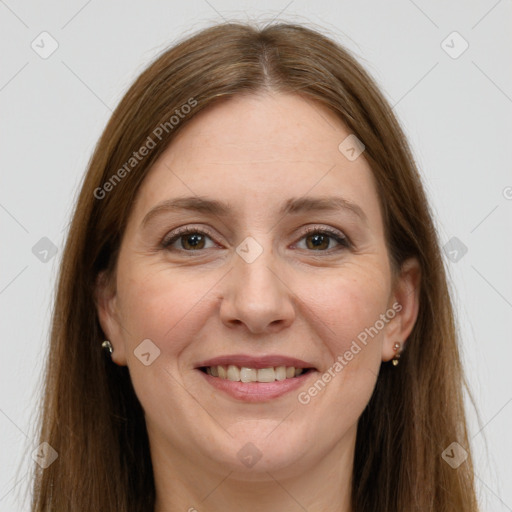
[382,257,421,362]
[95,270,127,366]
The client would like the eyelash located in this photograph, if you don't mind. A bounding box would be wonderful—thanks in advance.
[161,225,351,254]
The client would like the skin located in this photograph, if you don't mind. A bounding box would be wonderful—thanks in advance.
[96,92,420,512]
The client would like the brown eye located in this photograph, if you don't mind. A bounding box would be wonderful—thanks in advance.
[304,232,331,250]
[162,228,216,251]
[296,227,350,252]
[180,232,206,250]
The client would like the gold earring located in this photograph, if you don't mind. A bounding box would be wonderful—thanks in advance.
[102,340,113,355]
[392,341,402,366]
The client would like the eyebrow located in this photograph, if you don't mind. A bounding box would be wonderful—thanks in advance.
[141,195,368,228]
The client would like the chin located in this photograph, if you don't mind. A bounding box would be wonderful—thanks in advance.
[204,426,315,480]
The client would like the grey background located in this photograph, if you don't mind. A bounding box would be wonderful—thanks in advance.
[1,1,511,510]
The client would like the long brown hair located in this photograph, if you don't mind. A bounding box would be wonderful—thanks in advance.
[30,21,481,511]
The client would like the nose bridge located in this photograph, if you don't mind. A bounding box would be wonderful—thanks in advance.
[220,234,295,332]
[238,242,278,292]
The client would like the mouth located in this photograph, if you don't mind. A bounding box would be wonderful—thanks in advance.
[198,365,315,382]
[194,355,318,402]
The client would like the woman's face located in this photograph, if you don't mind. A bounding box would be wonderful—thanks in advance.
[97,92,420,480]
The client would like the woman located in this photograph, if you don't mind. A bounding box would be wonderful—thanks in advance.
[31,21,481,511]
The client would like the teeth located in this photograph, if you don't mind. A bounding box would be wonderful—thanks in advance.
[227,365,240,381]
[275,366,287,381]
[218,365,227,379]
[257,368,275,383]
[240,367,257,383]
[205,364,308,382]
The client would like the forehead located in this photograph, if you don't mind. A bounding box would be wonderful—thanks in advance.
[160,92,359,167]
[131,92,382,227]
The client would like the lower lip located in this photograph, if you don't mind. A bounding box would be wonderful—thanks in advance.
[197,369,316,402]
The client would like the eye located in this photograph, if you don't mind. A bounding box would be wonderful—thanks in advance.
[161,225,351,254]
[161,227,217,252]
[294,226,351,252]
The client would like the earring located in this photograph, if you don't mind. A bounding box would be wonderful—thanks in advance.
[392,341,402,366]
[102,340,113,355]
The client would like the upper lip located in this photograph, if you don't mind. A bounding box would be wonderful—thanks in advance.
[196,354,317,370]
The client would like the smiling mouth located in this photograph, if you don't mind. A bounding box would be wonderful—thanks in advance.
[199,365,315,383]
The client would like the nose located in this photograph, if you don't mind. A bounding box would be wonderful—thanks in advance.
[219,242,296,334]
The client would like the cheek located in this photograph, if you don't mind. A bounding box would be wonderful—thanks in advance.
[117,266,215,353]
[295,268,389,423]
[115,268,216,417]
[301,264,391,354]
